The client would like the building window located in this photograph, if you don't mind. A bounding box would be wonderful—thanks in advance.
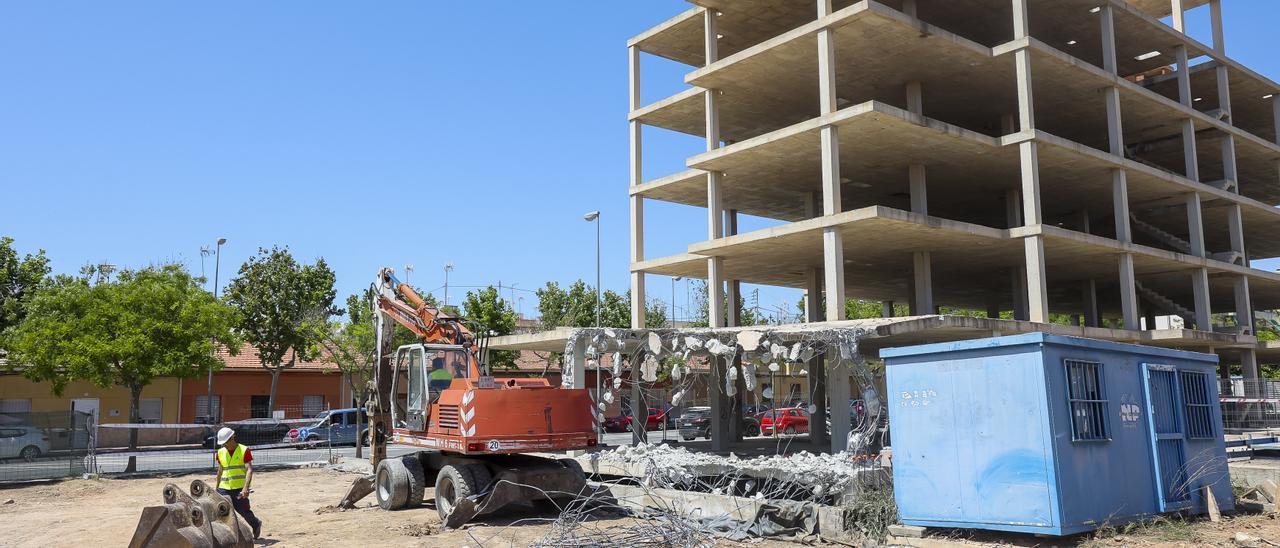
[139,398,164,424]
[1180,371,1215,439]
[194,395,221,422]
[0,399,32,414]
[1065,359,1110,441]
[250,395,271,419]
[302,395,325,418]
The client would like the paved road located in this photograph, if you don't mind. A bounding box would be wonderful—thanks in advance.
[0,444,420,483]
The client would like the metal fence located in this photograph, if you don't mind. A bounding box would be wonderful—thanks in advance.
[92,417,347,476]
[0,411,95,483]
[1218,379,1280,432]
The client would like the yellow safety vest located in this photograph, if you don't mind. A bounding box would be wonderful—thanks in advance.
[217,444,248,490]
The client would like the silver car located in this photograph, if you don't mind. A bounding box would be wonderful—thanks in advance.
[0,425,50,461]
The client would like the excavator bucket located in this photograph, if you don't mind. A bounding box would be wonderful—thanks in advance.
[128,480,254,548]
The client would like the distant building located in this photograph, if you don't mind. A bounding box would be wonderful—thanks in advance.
[180,343,351,423]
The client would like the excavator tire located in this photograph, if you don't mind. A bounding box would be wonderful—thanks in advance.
[375,458,410,510]
[434,464,491,522]
[402,455,427,507]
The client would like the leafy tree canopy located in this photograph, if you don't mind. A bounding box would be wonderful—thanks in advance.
[0,236,52,343]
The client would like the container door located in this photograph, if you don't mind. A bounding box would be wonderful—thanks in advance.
[1142,364,1191,512]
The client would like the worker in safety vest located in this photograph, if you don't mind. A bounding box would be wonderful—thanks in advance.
[428,356,453,398]
[214,427,262,538]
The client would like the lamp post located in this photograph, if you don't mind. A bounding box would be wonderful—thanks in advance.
[205,238,226,423]
[444,262,454,307]
[583,211,602,429]
[671,276,682,328]
[583,211,601,328]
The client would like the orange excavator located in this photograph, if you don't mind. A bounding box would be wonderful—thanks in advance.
[341,267,597,527]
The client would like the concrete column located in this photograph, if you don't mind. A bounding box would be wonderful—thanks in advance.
[1186,193,1206,257]
[570,338,586,390]
[827,358,852,454]
[632,351,646,445]
[1118,254,1140,330]
[906,81,923,117]
[902,0,917,17]
[1024,237,1050,323]
[1083,279,1100,328]
[806,268,823,322]
[1234,276,1254,335]
[704,10,725,331]
[1171,0,1186,33]
[1176,46,1200,182]
[1191,268,1213,331]
[913,252,933,315]
[810,352,829,451]
[628,45,646,330]
[1006,189,1029,321]
[1242,349,1260,382]
[1273,97,1280,146]
[709,353,729,451]
[1012,0,1030,40]
[818,0,845,322]
[882,301,895,318]
[910,164,927,215]
[727,210,741,328]
[1210,0,1225,53]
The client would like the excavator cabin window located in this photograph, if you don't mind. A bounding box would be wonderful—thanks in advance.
[391,344,471,430]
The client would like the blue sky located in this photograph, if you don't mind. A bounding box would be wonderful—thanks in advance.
[0,2,1276,323]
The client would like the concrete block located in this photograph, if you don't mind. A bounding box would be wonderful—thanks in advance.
[889,524,927,538]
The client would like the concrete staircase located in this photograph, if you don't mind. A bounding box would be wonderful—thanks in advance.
[1130,214,1192,254]
[1135,281,1195,326]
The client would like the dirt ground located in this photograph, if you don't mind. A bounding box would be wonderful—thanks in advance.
[5,466,1278,548]
[0,466,795,547]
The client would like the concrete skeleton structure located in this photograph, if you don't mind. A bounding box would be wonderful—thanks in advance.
[625,0,1280,384]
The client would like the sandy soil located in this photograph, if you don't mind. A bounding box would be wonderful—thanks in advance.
[0,467,792,547]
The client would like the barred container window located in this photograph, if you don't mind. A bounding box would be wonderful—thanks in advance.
[1179,370,1214,439]
[1064,359,1110,441]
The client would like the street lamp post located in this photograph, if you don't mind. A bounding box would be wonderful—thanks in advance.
[205,238,226,423]
[671,276,682,328]
[444,262,454,307]
[583,211,602,437]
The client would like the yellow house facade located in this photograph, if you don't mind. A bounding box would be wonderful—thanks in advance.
[0,374,184,448]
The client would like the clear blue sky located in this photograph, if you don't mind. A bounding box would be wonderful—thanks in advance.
[1,2,1276,322]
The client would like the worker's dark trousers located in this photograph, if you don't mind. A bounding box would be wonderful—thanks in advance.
[217,488,262,530]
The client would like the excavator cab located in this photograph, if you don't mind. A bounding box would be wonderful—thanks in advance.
[391,343,473,432]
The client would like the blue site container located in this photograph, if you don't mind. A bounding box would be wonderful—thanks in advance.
[883,333,1232,536]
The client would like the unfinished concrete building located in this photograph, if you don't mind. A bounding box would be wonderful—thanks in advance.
[625,0,1280,382]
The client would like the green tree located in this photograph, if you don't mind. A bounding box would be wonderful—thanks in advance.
[687,280,768,327]
[225,246,337,415]
[0,236,52,348]
[5,265,238,471]
[462,286,519,369]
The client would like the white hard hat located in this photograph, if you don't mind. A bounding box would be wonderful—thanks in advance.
[216,427,235,445]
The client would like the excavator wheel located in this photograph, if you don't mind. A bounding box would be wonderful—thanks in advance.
[434,464,491,522]
[402,455,427,507]
[375,458,410,510]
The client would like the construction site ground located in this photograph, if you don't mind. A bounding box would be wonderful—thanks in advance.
[0,466,799,547]
[3,465,1279,547]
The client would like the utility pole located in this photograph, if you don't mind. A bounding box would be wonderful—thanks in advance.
[205,238,226,423]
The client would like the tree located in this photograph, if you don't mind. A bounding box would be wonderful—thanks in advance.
[5,265,238,471]
[0,236,51,349]
[687,279,768,327]
[462,286,519,369]
[225,246,337,415]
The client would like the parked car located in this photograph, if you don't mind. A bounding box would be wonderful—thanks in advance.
[284,408,370,448]
[202,418,296,449]
[602,414,633,433]
[0,425,50,462]
[760,407,810,435]
[678,407,762,440]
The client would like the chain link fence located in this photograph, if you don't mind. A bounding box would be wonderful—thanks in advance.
[1219,379,1280,432]
[0,411,95,483]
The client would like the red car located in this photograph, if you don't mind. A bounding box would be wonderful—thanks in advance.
[606,407,673,432]
[760,407,810,435]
